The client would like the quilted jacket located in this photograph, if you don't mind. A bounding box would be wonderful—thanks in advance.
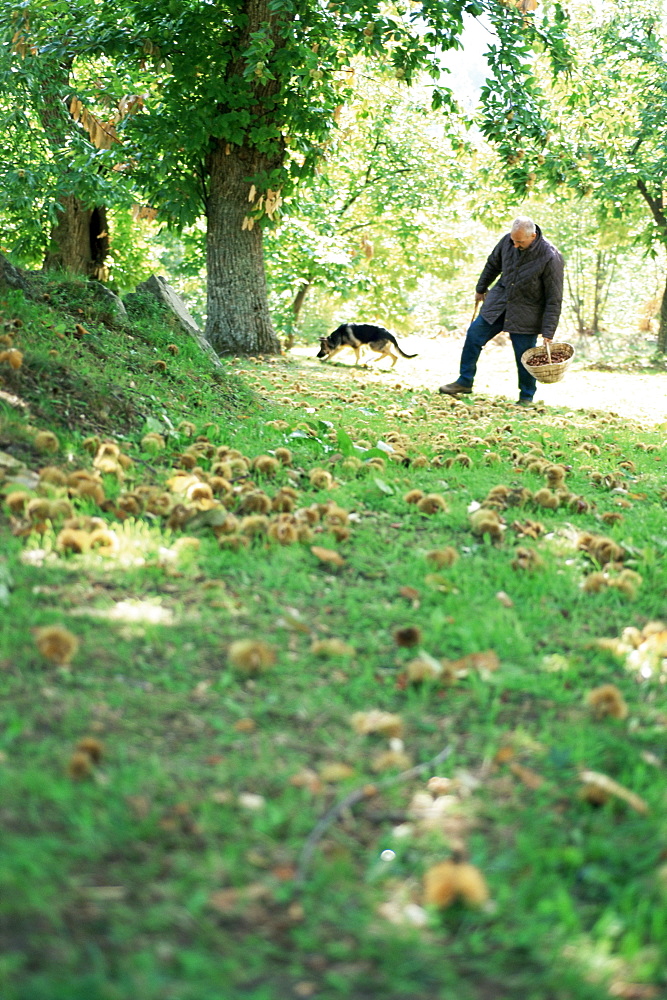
[476,226,564,340]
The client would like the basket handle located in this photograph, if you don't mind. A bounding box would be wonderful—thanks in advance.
[544,338,552,364]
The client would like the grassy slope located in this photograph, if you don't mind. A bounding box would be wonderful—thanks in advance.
[1,276,666,1000]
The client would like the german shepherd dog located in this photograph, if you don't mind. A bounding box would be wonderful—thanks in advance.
[317,324,418,368]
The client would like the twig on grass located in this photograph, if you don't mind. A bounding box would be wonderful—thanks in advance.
[295,743,452,885]
[131,457,160,474]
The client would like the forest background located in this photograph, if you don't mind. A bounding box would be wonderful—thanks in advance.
[1,0,667,360]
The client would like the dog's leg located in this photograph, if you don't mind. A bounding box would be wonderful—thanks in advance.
[324,345,348,363]
[375,345,398,368]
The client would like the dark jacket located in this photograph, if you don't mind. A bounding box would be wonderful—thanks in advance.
[476,226,564,340]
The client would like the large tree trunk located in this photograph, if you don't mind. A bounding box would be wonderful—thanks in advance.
[43,197,109,277]
[204,143,281,356]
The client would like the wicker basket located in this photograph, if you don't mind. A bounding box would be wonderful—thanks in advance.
[521,342,575,384]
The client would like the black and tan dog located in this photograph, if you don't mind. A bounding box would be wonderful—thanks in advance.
[317,323,417,368]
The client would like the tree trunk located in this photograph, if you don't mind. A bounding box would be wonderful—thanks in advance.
[282,280,313,351]
[636,179,667,352]
[204,142,281,356]
[658,275,667,354]
[292,280,312,324]
[43,197,109,277]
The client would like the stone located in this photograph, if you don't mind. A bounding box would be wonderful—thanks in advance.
[0,253,34,295]
[127,275,222,367]
[87,282,128,326]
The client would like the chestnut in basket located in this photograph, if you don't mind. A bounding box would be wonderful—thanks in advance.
[528,347,572,366]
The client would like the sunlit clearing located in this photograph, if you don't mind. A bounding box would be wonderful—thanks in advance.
[22,519,198,572]
[69,599,174,626]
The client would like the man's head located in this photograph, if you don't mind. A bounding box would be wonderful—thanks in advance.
[510,216,537,250]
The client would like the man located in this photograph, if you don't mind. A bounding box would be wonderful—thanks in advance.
[439,216,564,406]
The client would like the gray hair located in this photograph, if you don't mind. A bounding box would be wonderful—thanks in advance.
[511,216,536,236]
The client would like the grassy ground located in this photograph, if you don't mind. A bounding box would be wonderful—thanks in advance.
[1,276,666,1000]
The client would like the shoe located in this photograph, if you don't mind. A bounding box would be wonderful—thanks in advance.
[515,398,535,407]
[438,382,473,395]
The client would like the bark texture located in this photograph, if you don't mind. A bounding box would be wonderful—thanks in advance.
[204,143,281,356]
[203,0,285,356]
[43,198,109,277]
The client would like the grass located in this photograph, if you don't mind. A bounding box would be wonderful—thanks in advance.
[1,275,666,1000]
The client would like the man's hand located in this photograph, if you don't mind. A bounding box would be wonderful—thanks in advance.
[475,292,486,304]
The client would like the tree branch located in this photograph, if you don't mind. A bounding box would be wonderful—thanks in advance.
[636,177,667,229]
[295,742,452,886]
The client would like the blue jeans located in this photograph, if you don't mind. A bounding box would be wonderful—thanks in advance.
[458,312,538,401]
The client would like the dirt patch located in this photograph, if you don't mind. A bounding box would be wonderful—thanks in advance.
[291,334,667,428]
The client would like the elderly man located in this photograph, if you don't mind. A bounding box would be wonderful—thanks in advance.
[439,217,564,406]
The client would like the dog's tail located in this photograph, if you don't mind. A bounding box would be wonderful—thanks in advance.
[386,333,418,359]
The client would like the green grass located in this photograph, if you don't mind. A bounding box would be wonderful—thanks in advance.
[1,276,666,1000]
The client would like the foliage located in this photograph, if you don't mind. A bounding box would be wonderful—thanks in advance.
[87,0,570,223]
[485,0,667,348]
[1,0,574,350]
[263,68,475,336]
[0,1,142,261]
[104,209,165,294]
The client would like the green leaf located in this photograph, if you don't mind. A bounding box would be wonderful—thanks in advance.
[336,427,355,456]
[143,416,167,434]
[372,476,394,495]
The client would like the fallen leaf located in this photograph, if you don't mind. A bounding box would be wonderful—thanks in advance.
[509,762,545,790]
[579,770,649,814]
[444,649,500,676]
[540,653,570,672]
[233,718,256,732]
[294,983,317,998]
[406,650,445,683]
[272,865,297,881]
[371,749,412,772]
[424,573,459,593]
[426,776,458,795]
[277,609,311,633]
[310,638,355,657]
[311,545,345,567]
[318,762,355,782]
[238,792,266,810]
[209,882,270,913]
[350,710,404,737]
[289,768,323,793]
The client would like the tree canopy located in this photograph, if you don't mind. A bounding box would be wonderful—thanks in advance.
[1,0,571,352]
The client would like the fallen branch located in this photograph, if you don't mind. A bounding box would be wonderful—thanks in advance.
[295,742,452,885]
